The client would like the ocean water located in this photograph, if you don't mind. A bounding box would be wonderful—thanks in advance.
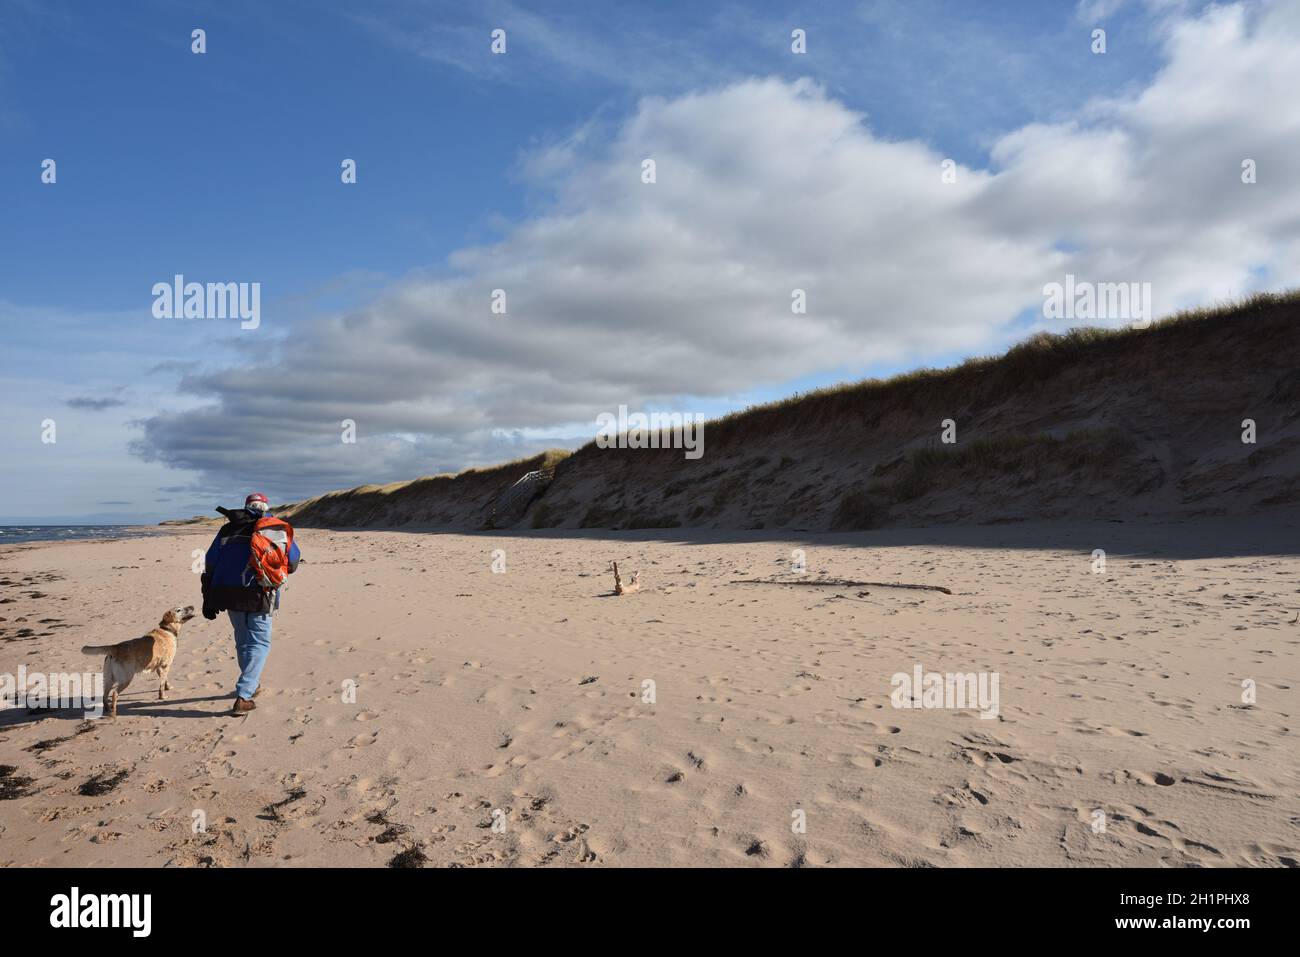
[0,525,157,545]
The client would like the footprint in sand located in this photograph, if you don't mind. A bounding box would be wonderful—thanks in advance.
[1109,769,1177,787]
[204,760,243,780]
[938,783,992,808]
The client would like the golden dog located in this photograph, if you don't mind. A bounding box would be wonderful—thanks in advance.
[81,605,195,717]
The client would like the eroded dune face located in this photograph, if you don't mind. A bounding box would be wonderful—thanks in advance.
[263,296,1300,535]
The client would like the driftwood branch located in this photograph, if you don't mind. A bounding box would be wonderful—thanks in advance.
[611,561,641,596]
[728,578,952,595]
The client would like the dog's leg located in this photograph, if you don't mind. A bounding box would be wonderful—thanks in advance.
[157,665,170,700]
[103,656,118,718]
[112,669,133,716]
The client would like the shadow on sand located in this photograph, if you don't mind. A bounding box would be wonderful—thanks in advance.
[290,507,1300,562]
[0,693,230,730]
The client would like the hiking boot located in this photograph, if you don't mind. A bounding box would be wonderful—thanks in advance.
[231,697,256,714]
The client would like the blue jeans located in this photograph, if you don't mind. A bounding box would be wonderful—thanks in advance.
[228,611,272,700]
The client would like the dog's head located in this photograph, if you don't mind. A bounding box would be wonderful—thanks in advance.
[160,605,196,632]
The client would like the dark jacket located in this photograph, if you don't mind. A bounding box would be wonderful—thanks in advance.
[201,511,301,616]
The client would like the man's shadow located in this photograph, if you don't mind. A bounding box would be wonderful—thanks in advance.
[115,692,233,719]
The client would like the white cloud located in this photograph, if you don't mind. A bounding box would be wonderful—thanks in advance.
[349,0,727,91]
[1076,0,1131,21]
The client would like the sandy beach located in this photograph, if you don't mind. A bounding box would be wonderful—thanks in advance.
[1,518,1297,868]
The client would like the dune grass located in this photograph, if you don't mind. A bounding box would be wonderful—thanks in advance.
[697,290,1298,449]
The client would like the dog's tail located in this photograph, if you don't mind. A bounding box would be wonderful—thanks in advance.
[81,644,116,655]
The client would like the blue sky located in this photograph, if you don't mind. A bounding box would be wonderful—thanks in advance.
[2,0,1158,310]
[2,0,1295,522]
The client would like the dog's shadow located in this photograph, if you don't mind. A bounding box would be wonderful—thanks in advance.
[3,692,231,725]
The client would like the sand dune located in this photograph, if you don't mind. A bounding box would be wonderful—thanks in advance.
[2,516,1297,867]
[155,293,1300,537]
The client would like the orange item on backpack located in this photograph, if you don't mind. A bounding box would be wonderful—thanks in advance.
[248,516,295,589]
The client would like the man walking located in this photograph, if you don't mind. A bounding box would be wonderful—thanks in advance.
[200,492,301,714]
